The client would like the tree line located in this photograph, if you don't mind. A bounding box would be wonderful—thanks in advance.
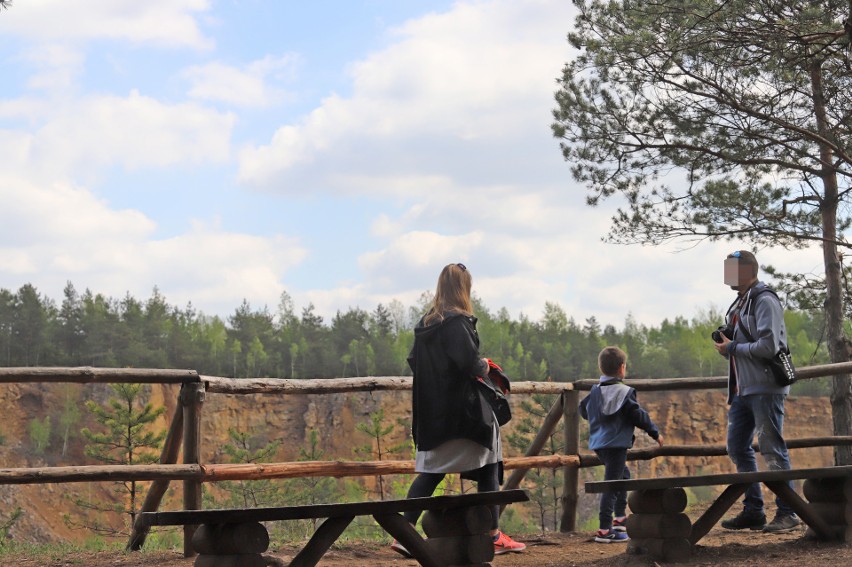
[0,281,836,392]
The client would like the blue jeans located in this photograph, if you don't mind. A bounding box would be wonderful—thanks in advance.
[595,448,630,530]
[726,393,794,516]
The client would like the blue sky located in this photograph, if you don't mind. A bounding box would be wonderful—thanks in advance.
[0,0,823,327]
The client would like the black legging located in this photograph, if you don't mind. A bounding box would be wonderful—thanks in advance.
[403,462,500,529]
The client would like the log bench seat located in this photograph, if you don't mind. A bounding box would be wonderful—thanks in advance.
[585,465,852,563]
[135,489,529,567]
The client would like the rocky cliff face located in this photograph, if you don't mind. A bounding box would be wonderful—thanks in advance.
[0,382,836,543]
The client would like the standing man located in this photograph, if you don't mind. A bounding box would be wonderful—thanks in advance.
[712,250,801,533]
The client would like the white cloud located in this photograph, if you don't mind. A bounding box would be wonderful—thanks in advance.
[183,54,301,107]
[3,177,153,244]
[474,273,569,318]
[20,44,85,92]
[359,230,486,291]
[24,91,234,176]
[0,174,307,316]
[0,0,213,49]
[132,223,307,313]
[237,0,574,193]
[0,174,156,273]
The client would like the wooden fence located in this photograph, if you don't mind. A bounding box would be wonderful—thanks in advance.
[1,362,852,556]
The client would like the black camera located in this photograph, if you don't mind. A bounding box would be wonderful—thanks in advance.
[711,325,733,343]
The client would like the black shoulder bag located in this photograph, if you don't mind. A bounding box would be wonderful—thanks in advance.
[476,361,512,426]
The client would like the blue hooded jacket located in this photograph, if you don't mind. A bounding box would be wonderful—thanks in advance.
[580,377,660,450]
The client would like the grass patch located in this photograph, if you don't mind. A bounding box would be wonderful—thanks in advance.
[0,531,186,559]
[1,539,110,559]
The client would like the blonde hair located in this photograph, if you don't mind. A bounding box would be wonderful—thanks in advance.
[424,263,473,324]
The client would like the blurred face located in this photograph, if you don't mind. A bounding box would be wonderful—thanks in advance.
[724,258,757,291]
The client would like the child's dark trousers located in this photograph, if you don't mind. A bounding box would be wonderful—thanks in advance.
[594,447,630,530]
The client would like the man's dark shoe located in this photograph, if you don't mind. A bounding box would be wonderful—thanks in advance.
[721,511,766,530]
[763,513,801,533]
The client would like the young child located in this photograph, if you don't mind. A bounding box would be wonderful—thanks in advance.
[580,346,663,543]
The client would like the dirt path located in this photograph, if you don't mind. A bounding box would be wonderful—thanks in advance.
[4,526,851,567]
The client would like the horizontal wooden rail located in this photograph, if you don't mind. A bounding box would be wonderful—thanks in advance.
[202,375,573,395]
[0,367,200,384]
[573,360,852,391]
[574,376,725,391]
[791,361,852,379]
[578,436,852,466]
[205,360,851,394]
[2,360,850,391]
[0,455,581,484]
[3,437,850,485]
[203,375,412,394]
[0,464,203,483]
[0,367,570,393]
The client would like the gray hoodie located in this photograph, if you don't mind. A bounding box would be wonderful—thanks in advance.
[723,281,790,403]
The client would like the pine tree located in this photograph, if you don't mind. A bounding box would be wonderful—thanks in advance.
[214,428,286,508]
[66,383,166,536]
[0,505,22,549]
[353,408,409,500]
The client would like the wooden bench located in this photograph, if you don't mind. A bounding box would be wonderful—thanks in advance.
[135,489,529,567]
[586,465,852,562]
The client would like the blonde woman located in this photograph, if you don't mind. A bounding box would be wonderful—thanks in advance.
[393,263,525,557]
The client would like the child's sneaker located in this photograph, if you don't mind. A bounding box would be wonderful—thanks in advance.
[493,530,526,554]
[594,528,630,543]
[390,540,412,558]
[612,515,627,532]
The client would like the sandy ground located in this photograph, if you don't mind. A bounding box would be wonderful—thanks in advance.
[3,524,851,567]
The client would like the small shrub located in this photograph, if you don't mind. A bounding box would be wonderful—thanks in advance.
[27,416,51,455]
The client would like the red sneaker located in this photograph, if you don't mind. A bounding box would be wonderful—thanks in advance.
[612,515,627,532]
[493,531,526,554]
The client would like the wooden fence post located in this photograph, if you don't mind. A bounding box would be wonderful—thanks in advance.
[560,389,579,532]
[181,382,205,558]
[127,400,185,550]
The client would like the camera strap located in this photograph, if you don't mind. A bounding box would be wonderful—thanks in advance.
[735,317,755,343]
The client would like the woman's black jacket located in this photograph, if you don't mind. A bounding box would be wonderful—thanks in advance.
[407,313,494,452]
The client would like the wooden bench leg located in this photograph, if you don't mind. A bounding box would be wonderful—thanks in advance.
[191,522,269,567]
[194,555,266,567]
[373,512,444,567]
[423,506,494,566]
[764,481,834,540]
[289,516,355,567]
[625,488,692,563]
[803,477,852,542]
[689,483,748,545]
[192,522,269,555]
